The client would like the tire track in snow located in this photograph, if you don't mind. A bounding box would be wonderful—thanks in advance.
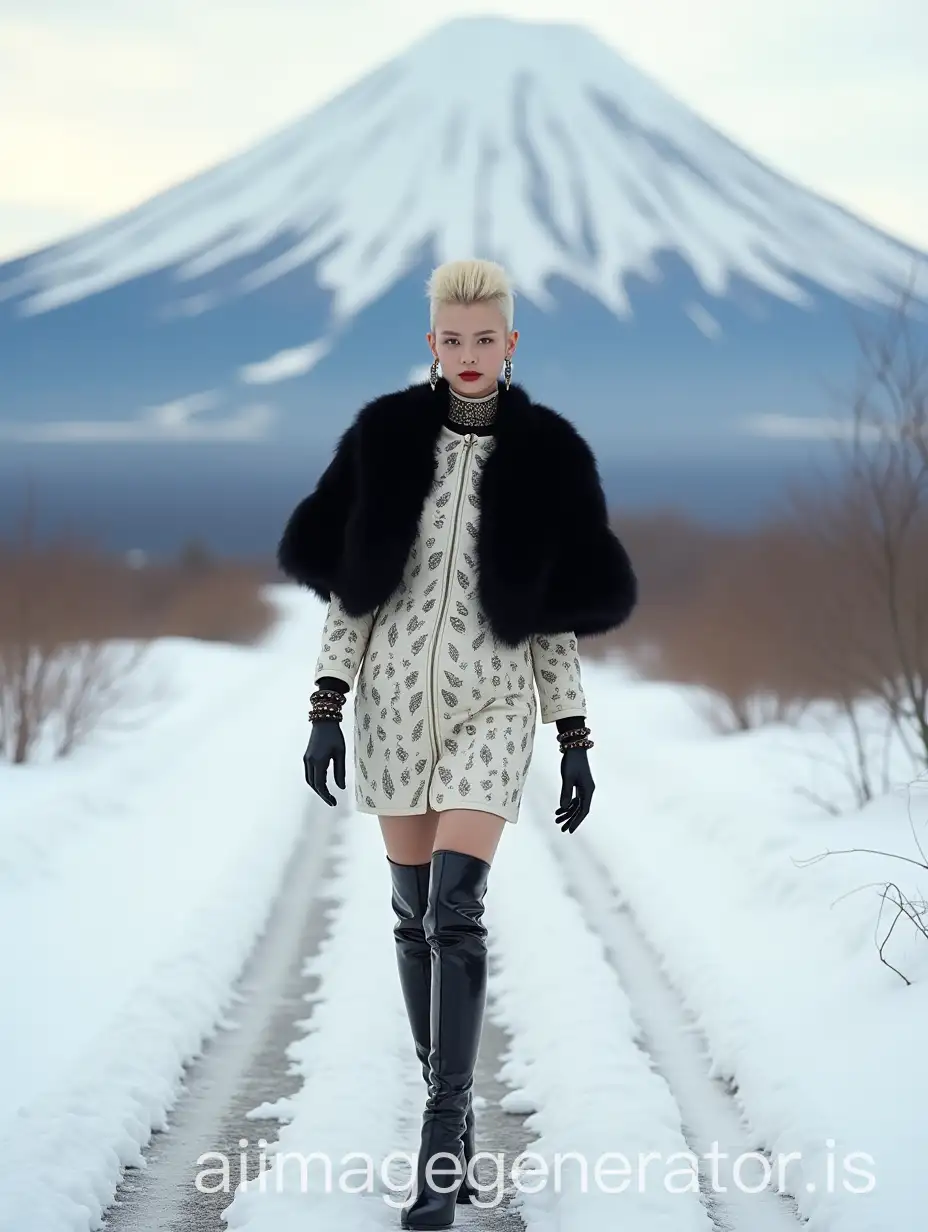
[488,795,712,1231]
[528,774,803,1232]
[103,799,336,1232]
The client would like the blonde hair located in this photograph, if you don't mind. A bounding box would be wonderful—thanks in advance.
[426,258,515,333]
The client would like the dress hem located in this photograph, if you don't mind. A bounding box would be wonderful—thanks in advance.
[353,798,520,824]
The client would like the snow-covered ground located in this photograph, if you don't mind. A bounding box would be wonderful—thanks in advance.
[1,585,925,1232]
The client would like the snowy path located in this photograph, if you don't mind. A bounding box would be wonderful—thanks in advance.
[102,797,335,1231]
[102,771,803,1232]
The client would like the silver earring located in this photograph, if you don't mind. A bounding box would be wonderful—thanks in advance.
[504,355,512,390]
[429,356,440,391]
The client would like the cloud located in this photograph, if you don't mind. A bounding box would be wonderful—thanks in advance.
[684,304,722,340]
[239,339,331,384]
[740,413,882,441]
[158,292,219,320]
[0,391,275,442]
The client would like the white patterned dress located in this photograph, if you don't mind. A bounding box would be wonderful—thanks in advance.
[312,421,588,824]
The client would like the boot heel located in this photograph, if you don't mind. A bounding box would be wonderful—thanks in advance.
[457,1099,477,1203]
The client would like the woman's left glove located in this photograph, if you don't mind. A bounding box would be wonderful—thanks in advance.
[556,747,594,833]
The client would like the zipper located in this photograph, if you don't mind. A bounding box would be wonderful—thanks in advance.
[426,432,477,767]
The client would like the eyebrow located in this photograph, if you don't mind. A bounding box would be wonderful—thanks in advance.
[439,329,499,337]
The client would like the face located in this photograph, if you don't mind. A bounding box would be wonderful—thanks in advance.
[427,302,518,399]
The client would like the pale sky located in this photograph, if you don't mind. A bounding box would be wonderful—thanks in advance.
[1,0,925,263]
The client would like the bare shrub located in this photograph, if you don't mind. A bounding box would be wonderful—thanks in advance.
[0,486,147,763]
[774,282,928,795]
[586,512,817,733]
[0,483,278,764]
[154,561,277,645]
[795,776,928,984]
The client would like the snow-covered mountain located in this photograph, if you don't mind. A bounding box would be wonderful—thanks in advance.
[0,16,925,547]
[3,16,916,322]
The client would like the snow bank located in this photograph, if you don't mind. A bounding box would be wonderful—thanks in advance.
[0,587,319,1232]
[579,661,928,1232]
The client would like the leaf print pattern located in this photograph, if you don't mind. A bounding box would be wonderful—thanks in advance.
[529,630,586,722]
[320,423,587,823]
[312,593,377,687]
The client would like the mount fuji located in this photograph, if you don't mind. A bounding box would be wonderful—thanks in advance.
[0,16,924,552]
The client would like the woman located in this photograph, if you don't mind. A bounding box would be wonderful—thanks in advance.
[277,258,636,1228]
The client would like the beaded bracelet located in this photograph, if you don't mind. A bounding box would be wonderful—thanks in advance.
[560,736,594,751]
[310,688,346,704]
[557,725,590,742]
[557,725,594,751]
[309,687,346,723]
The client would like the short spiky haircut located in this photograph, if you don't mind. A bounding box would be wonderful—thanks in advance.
[426,258,515,333]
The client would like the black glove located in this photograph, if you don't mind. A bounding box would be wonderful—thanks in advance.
[555,747,594,833]
[303,720,346,806]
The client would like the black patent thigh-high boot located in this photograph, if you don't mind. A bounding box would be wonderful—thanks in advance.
[386,857,477,1206]
[401,849,490,1231]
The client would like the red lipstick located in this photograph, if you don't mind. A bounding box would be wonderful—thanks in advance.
[459,372,482,382]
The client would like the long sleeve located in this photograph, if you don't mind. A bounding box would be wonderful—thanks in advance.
[313,593,376,690]
[530,631,587,724]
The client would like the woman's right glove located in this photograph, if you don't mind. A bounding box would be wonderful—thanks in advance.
[305,677,349,806]
[303,720,346,806]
